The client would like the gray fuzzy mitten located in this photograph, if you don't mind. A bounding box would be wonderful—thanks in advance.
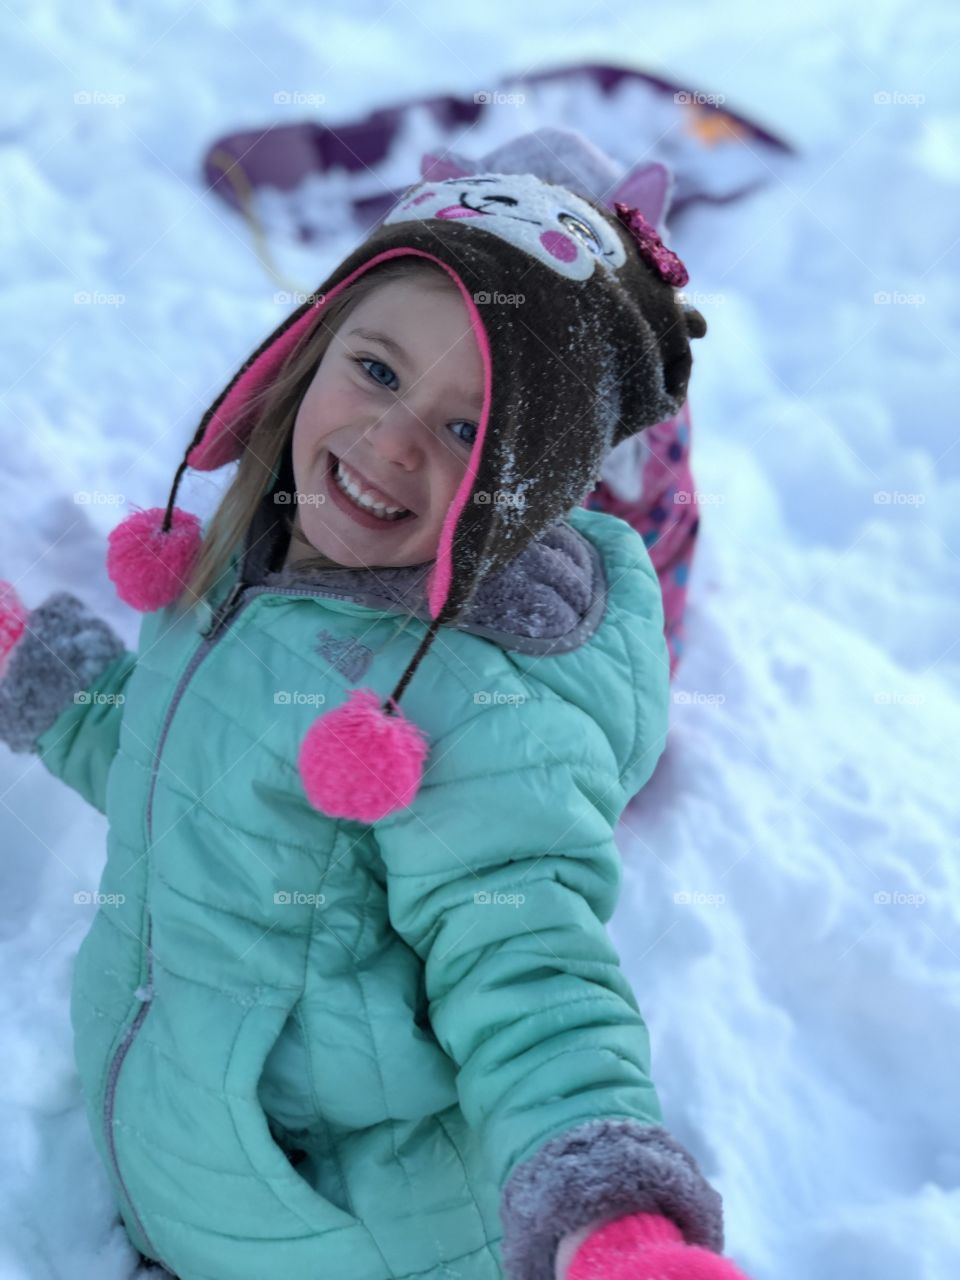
[0,586,126,754]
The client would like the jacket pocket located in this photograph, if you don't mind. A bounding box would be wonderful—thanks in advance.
[267,1112,358,1222]
[226,993,366,1236]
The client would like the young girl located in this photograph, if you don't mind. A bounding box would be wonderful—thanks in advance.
[0,173,748,1280]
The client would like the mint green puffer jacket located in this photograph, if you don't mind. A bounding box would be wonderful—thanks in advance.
[6,499,725,1280]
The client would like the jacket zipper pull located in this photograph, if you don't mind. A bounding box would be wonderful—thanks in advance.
[203,580,246,639]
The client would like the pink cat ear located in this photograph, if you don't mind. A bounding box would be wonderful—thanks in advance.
[610,161,674,230]
[420,151,474,182]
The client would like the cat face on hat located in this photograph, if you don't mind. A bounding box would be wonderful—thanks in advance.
[384,172,628,282]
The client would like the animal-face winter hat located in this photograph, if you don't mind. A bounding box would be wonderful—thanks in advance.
[105,170,707,822]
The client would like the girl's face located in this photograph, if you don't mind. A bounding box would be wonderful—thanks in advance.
[285,274,485,570]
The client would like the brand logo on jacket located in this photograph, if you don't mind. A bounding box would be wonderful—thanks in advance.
[314,629,373,681]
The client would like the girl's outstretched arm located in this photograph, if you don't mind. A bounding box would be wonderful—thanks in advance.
[0,584,135,815]
[375,695,724,1280]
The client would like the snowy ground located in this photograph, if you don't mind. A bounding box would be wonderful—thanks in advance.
[2,2,959,1278]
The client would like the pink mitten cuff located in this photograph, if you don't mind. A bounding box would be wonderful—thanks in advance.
[0,580,28,678]
[567,1212,751,1280]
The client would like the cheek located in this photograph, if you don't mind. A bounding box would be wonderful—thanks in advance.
[291,407,314,479]
[294,372,352,457]
[428,452,469,522]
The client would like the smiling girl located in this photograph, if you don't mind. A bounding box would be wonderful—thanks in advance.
[0,172,750,1280]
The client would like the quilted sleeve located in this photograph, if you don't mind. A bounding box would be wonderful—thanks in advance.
[374,697,723,1280]
[0,591,135,815]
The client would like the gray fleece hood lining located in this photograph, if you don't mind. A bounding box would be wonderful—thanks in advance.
[239,482,608,657]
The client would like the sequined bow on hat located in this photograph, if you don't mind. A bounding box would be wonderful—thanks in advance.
[613,201,689,288]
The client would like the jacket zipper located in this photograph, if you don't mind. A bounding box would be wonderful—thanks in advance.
[101,577,376,1267]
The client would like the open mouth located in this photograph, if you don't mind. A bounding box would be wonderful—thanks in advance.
[325,450,416,527]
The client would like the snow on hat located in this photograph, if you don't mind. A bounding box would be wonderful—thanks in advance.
[105,170,706,822]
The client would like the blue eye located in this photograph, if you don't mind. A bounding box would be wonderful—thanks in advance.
[449,421,477,447]
[355,356,399,390]
[353,357,477,449]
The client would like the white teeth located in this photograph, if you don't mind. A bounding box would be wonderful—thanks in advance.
[334,459,410,520]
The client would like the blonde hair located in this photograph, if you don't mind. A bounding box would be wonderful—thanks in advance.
[175,255,453,614]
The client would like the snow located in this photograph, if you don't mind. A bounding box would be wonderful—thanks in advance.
[1,1,958,1277]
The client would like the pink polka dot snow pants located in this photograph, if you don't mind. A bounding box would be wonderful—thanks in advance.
[582,400,698,681]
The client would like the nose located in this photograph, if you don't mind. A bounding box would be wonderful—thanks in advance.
[365,399,428,469]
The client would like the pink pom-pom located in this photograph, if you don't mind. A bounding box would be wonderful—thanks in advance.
[0,579,29,678]
[298,687,430,821]
[106,506,202,612]
[568,1212,751,1280]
